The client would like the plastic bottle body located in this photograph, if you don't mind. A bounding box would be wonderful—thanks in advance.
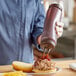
[40,3,63,50]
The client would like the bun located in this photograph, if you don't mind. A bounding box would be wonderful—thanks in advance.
[12,61,33,72]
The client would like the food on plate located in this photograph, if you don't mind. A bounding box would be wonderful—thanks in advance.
[12,58,56,73]
[33,59,56,73]
[3,71,26,76]
[12,61,33,72]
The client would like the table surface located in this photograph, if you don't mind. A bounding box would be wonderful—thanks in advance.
[0,60,76,76]
[55,60,76,76]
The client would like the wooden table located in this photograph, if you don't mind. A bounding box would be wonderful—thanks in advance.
[55,60,76,76]
[0,60,76,76]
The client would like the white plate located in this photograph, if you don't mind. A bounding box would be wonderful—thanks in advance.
[0,67,61,76]
[27,67,61,75]
[69,63,76,71]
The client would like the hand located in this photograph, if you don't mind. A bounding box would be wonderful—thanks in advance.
[33,47,42,61]
[55,22,64,38]
[55,3,64,38]
[33,47,51,60]
[34,55,39,61]
[37,22,64,44]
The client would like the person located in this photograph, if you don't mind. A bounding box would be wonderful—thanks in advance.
[0,0,64,65]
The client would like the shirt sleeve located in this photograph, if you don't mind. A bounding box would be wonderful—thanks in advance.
[31,0,46,50]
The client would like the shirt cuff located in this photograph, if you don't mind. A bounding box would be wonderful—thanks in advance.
[32,29,43,52]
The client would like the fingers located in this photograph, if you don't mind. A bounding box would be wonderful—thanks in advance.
[55,26,63,38]
[55,22,64,38]
[56,22,64,27]
[37,35,42,44]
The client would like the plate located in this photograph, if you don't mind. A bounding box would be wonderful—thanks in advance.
[69,63,76,71]
[0,67,61,76]
[26,67,61,76]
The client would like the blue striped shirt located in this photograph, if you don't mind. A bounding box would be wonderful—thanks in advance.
[0,0,45,65]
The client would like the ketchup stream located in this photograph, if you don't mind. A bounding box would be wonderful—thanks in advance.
[41,53,51,61]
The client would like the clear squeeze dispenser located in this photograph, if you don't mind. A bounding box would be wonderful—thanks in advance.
[40,0,64,53]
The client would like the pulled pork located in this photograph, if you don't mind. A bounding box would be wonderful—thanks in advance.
[33,59,55,71]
